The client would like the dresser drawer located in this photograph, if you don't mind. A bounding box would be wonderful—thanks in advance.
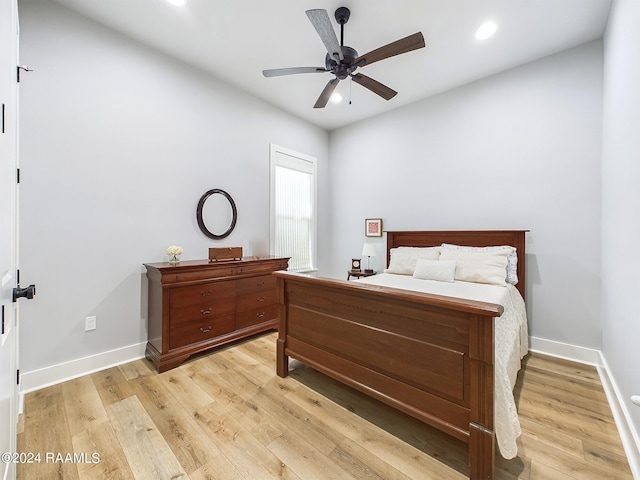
[170,300,235,328]
[170,314,235,349]
[236,290,278,312]
[170,281,236,308]
[236,275,277,295]
[161,267,238,284]
[236,305,279,329]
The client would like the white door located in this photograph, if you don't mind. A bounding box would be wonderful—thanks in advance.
[1,1,20,479]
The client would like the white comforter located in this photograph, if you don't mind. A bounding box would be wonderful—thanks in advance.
[353,273,528,459]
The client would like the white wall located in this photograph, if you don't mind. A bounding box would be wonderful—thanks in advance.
[602,0,640,448]
[18,0,329,373]
[328,42,604,349]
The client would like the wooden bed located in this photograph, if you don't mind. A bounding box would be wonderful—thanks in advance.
[273,230,527,479]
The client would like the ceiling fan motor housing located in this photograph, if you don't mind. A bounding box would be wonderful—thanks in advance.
[325,45,359,79]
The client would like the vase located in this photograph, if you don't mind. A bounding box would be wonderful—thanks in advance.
[169,254,181,264]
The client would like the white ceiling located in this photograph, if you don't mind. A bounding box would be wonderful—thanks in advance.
[50,0,612,131]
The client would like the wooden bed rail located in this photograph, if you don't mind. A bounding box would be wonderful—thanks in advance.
[274,272,504,316]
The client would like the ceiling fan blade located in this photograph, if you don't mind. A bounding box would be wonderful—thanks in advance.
[306,9,344,61]
[314,78,340,109]
[351,73,397,100]
[263,67,328,78]
[354,32,425,68]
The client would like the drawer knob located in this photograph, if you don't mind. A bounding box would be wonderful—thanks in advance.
[200,308,212,315]
[200,326,212,333]
[200,290,212,296]
[256,312,265,318]
[256,281,265,287]
[256,297,265,303]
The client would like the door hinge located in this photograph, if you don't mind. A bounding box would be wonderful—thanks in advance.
[16,369,20,385]
[17,168,20,184]
[17,65,33,83]
[2,103,5,134]
[16,269,20,284]
[1,305,4,335]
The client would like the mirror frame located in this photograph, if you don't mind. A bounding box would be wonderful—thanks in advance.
[196,189,238,240]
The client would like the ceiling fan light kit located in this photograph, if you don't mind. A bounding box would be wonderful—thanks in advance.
[262,7,425,109]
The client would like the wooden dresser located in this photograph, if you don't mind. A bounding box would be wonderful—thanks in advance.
[143,256,289,372]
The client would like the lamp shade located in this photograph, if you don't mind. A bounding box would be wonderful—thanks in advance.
[362,244,377,257]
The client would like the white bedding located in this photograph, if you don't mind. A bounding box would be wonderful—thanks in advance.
[353,273,529,459]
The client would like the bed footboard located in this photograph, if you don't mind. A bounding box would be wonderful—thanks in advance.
[274,271,503,480]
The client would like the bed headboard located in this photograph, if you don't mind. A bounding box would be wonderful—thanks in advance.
[386,230,528,299]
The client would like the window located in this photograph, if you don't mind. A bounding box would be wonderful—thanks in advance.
[270,144,317,272]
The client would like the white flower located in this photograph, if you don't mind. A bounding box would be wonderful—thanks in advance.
[166,245,183,256]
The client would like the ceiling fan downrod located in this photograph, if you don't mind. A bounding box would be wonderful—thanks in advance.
[335,7,350,46]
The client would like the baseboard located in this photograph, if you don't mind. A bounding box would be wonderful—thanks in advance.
[597,355,640,479]
[530,335,640,479]
[528,335,602,365]
[20,342,146,395]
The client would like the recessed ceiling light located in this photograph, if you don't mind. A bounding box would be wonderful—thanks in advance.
[166,0,186,6]
[330,93,343,104]
[475,21,497,40]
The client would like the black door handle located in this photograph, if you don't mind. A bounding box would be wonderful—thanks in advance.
[13,284,36,302]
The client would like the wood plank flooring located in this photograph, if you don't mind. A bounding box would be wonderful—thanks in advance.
[17,333,632,479]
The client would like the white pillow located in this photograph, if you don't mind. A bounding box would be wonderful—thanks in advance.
[413,259,456,282]
[385,246,440,275]
[441,243,518,285]
[439,248,510,286]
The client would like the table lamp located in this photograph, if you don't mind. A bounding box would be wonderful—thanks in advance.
[361,243,376,273]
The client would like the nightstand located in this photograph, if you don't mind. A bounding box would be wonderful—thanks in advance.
[347,270,376,280]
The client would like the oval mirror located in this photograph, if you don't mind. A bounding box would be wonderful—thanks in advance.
[196,189,237,240]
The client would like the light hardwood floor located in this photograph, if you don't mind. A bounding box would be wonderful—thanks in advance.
[17,332,632,479]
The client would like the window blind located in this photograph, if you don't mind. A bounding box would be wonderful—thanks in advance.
[270,145,317,273]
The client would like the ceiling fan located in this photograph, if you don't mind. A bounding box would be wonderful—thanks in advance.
[262,7,425,108]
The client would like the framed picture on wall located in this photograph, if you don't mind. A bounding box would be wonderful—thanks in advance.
[365,218,383,237]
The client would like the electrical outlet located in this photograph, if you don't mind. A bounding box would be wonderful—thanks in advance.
[85,316,96,331]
